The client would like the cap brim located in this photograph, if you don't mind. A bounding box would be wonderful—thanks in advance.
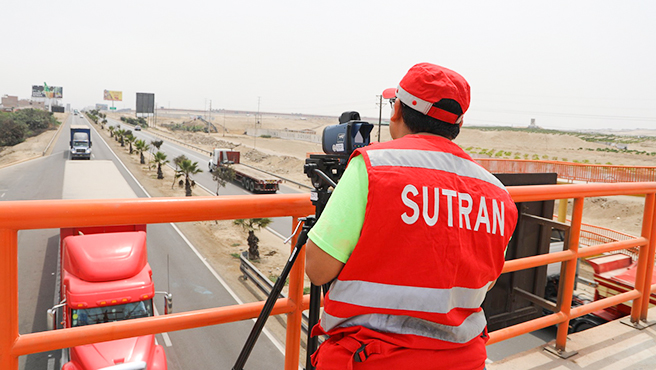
[382,87,396,99]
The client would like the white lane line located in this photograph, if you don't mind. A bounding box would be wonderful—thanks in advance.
[153,305,173,347]
[169,222,287,355]
[47,357,55,370]
[92,124,287,356]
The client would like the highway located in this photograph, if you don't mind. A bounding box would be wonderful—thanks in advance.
[4,114,286,369]
[109,118,307,239]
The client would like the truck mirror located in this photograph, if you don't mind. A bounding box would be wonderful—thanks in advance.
[164,293,173,315]
[46,308,56,331]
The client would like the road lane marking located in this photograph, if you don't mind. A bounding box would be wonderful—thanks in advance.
[94,125,287,355]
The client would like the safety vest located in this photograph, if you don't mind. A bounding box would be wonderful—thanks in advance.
[316,134,518,365]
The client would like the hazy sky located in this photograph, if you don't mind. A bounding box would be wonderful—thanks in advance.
[2,1,655,131]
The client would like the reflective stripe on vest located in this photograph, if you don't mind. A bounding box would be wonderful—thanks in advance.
[328,279,493,314]
[321,310,487,344]
[367,149,506,191]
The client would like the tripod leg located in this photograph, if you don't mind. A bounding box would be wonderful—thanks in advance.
[305,283,323,370]
[233,221,311,370]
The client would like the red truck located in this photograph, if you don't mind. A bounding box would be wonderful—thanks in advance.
[208,148,282,193]
[48,160,172,370]
[586,253,656,323]
[545,248,656,332]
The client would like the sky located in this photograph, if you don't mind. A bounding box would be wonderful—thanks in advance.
[2,1,655,131]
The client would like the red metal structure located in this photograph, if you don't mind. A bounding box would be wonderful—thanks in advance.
[1,183,656,368]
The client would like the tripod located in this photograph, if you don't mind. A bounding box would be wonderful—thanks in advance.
[232,216,325,370]
[233,154,344,370]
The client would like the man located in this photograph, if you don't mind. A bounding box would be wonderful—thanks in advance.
[305,63,518,369]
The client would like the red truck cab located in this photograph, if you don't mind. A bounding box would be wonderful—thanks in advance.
[50,225,169,370]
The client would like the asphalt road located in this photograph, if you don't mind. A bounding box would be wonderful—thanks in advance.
[6,115,287,369]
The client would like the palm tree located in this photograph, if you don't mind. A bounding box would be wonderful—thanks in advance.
[175,159,202,196]
[212,164,236,195]
[171,155,189,189]
[151,151,169,179]
[134,139,150,164]
[150,139,163,153]
[125,133,136,154]
[115,128,126,145]
[234,218,272,260]
[108,125,115,137]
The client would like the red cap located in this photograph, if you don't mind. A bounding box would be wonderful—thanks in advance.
[393,63,470,125]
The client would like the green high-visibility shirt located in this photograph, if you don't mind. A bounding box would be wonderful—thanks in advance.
[308,155,368,263]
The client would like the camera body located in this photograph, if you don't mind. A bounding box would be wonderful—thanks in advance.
[321,111,374,156]
[304,111,374,216]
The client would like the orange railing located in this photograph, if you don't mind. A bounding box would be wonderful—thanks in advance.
[1,183,656,368]
[477,158,656,183]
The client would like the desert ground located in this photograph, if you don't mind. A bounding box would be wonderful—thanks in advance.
[1,109,653,348]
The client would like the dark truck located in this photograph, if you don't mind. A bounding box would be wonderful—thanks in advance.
[70,124,92,160]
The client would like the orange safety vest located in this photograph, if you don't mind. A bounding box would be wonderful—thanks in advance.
[312,134,518,369]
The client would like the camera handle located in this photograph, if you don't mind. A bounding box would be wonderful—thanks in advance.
[233,216,318,370]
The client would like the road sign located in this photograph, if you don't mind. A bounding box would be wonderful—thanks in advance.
[110,107,116,110]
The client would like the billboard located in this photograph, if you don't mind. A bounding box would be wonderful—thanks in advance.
[103,90,123,101]
[136,92,155,114]
[96,104,109,111]
[32,84,63,99]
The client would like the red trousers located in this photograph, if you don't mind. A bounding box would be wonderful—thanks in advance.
[311,326,487,370]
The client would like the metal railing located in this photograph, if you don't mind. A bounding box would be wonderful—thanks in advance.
[1,183,656,368]
[477,158,656,183]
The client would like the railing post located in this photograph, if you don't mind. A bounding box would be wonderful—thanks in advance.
[0,229,19,370]
[555,197,583,352]
[631,193,654,323]
[640,194,656,320]
[284,216,303,370]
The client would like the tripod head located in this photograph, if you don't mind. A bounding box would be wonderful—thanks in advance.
[304,153,348,217]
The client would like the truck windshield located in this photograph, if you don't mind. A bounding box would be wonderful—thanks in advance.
[71,300,153,327]
[72,140,89,147]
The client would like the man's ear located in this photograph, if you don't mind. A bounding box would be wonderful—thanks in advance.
[391,99,403,122]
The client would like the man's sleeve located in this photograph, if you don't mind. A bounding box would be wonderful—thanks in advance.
[307,155,368,263]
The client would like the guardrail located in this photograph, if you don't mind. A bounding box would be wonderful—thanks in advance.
[239,251,313,335]
[138,126,312,190]
[2,183,656,368]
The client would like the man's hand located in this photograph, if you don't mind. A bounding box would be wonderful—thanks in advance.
[305,238,345,286]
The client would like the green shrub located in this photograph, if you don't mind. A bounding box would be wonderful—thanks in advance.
[0,114,28,146]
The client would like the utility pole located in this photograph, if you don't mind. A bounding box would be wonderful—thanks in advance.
[257,96,261,125]
[208,100,212,134]
[377,94,383,142]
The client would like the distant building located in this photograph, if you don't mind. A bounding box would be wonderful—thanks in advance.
[528,118,538,129]
[2,95,18,108]
[18,99,45,109]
